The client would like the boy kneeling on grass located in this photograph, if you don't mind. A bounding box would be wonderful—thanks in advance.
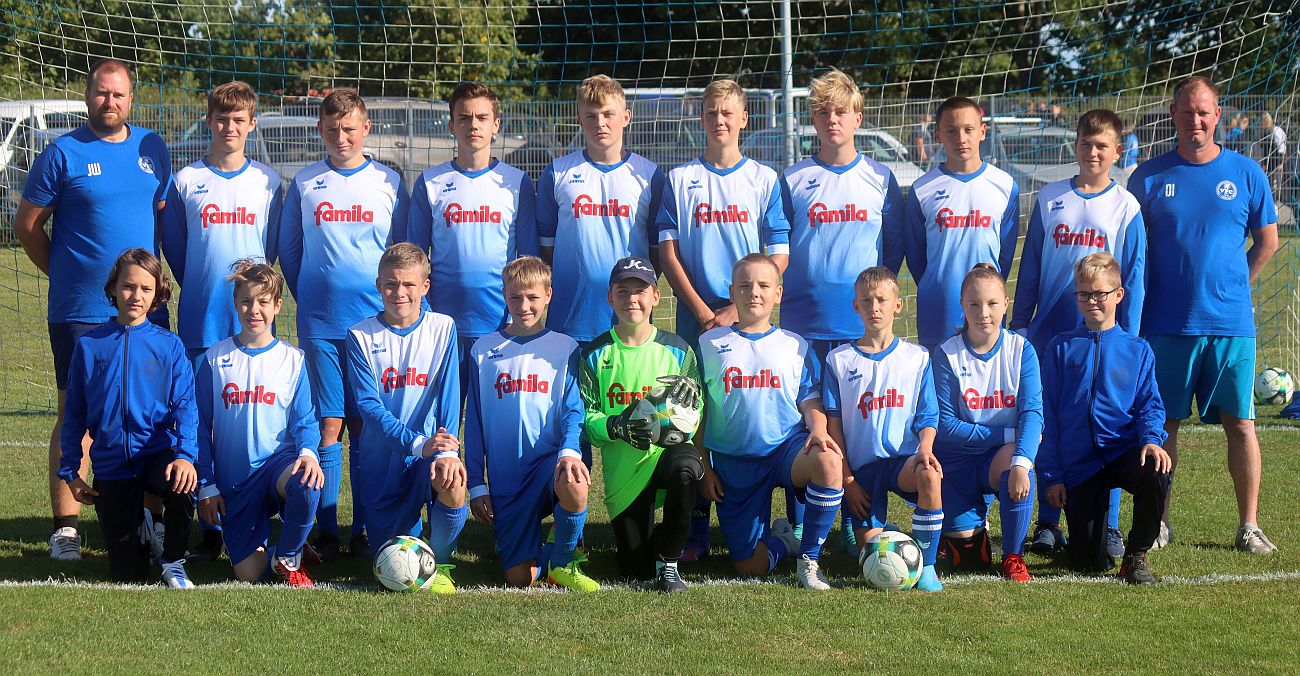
[1038,252,1171,584]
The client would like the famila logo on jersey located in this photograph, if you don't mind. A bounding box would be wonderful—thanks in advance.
[693,203,751,226]
[722,366,781,393]
[314,201,375,226]
[443,203,502,225]
[1051,223,1107,249]
[963,388,1016,410]
[935,208,991,229]
[221,383,276,408]
[200,204,256,228]
[494,372,550,399]
[606,382,654,408]
[857,389,906,417]
[572,194,630,218]
[382,367,429,392]
[807,202,870,227]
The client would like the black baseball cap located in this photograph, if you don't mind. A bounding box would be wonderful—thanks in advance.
[609,256,658,286]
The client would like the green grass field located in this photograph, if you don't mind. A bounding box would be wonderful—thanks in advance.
[2,410,1300,671]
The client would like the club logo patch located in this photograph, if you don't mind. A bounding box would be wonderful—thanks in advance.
[138,156,155,174]
[1216,180,1237,201]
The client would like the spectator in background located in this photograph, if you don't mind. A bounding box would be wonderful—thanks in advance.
[1259,113,1288,188]
[911,113,933,167]
[1122,121,1141,180]
[1225,113,1246,153]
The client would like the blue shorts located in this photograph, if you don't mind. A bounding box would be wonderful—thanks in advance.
[710,431,808,561]
[938,447,1000,533]
[1148,335,1255,424]
[457,335,476,405]
[808,339,852,368]
[48,322,102,390]
[301,338,357,419]
[220,451,298,565]
[362,456,434,558]
[490,457,557,570]
[849,455,920,530]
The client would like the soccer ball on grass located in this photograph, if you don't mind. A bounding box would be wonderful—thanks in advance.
[373,535,437,591]
[1253,367,1295,405]
[860,531,923,590]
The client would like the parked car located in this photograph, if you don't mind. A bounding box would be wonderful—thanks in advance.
[0,100,86,174]
[742,126,924,189]
[168,115,325,185]
[934,124,1125,193]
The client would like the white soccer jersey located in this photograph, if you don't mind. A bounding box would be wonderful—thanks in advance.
[195,338,318,498]
[279,159,408,339]
[902,163,1019,346]
[780,154,904,340]
[161,159,282,351]
[823,339,937,470]
[932,329,1044,467]
[537,150,664,342]
[699,325,818,458]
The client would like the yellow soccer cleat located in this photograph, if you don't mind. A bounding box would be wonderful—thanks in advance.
[546,552,601,593]
[427,563,457,595]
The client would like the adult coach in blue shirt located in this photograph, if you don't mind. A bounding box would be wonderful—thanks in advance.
[12,59,172,561]
[1128,76,1279,554]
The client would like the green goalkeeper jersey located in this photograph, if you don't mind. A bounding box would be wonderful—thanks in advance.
[579,326,700,518]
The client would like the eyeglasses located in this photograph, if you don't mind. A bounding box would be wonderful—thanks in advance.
[1074,288,1119,303]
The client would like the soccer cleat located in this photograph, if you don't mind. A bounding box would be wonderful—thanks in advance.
[348,531,370,559]
[915,564,943,592]
[1028,524,1067,553]
[273,552,315,588]
[796,554,832,591]
[141,509,165,564]
[771,518,801,560]
[301,541,322,566]
[1119,552,1156,585]
[654,560,688,593]
[1235,524,1278,554]
[680,518,711,563]
[999,554,1031,582]
[937,529,993,572]
[49,527,82,561]
[190,528,225,562]
[160,559,195,589]
[1105,527,1126,559]
[546,552,601,593]
[313,532,340,562]
[427,563,457,595]
[1150,521,1172,550]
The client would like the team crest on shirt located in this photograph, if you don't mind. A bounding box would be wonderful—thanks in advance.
[715,343,732,354]
[1216,180,1238,201]
[370,342,387,355]
[687,179,703,191]
[846,368,862,382]
[313,179,327,190]
[487,347,505,360]
[1049,199,1065,212]
[569,173,585,184]
[933,189,950,201]
[219,356,233,368]
[137,156,155,174]
[442,181,457,193]
[805,178,821,191]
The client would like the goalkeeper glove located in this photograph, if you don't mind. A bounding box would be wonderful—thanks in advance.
[607,402,655,450]
[655,374,701,411]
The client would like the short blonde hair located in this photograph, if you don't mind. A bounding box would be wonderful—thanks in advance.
[227,258,282,300]
[809,69,863,114]
[853,266,899,295]
[502,255,552,290]
[732,252,780,279]
[1074,252,1122,288]
[578,75,626,109]
[702,79,746,111]
[378,242,430,277]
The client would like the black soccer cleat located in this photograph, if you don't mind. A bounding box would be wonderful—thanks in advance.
[654,560,688,593]
[189,528,226,562]
[313,532,341,563]
[1120,552,1157,585]
[349,531,370,558]
[937,528,993,573]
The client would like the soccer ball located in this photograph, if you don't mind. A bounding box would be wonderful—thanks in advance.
[630,387,701,446]
[860,531,923,590]
[373,535,437,592]
[1253,367,1295,405]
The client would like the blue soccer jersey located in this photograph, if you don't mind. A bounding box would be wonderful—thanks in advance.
[1010,178,1146,353]
[346,310,460,509]
[780,154,904,340]
[538,150,664,342]
[932,329,1043,468]
[464,330,584,501]
[162,159,282,351]
[823,338,938,471]
[279,159,409,340]
[698,325,819,458]
[658,158,792,320]
[902,163,1020,347]
[1128,148,1278,337]
[22,125,172,323]
[408,160,538,340]
[195,337,320,499]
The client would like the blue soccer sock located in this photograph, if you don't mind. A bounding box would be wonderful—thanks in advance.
[316,442,343,537]
[800,482,843,560]
[998,469,1035,556]
[278,470,322,558]
[912,507,944,566]
[764,534,790,572]
[785,488,805,529]
[549,504,587,569]
[428,499,468,562]
[347,442,365,535]
[1107,487,1122,531]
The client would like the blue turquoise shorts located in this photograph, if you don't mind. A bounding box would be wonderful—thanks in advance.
[1148,335,1255,424]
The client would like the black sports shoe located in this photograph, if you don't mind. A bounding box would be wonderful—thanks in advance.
[348,531,370,558]
[313,532,341,562]
[189,528,226,562]
[654,560,688,593]
[937,528,992,573]
[1120,552,1156,585]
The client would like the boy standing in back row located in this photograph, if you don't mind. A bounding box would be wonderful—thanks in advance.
[279,89,410,560]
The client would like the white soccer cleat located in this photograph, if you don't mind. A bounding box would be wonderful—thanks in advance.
[161,559,195,589]
[796,554,832,591]
[771,518,801,558]
[141,509,165,563]
[49,527,82,561]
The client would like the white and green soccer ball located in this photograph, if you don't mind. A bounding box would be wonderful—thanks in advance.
[1253,367,1295,405]
[860,531,923,590]
[630,387,701,447]
[373,535,437,592]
